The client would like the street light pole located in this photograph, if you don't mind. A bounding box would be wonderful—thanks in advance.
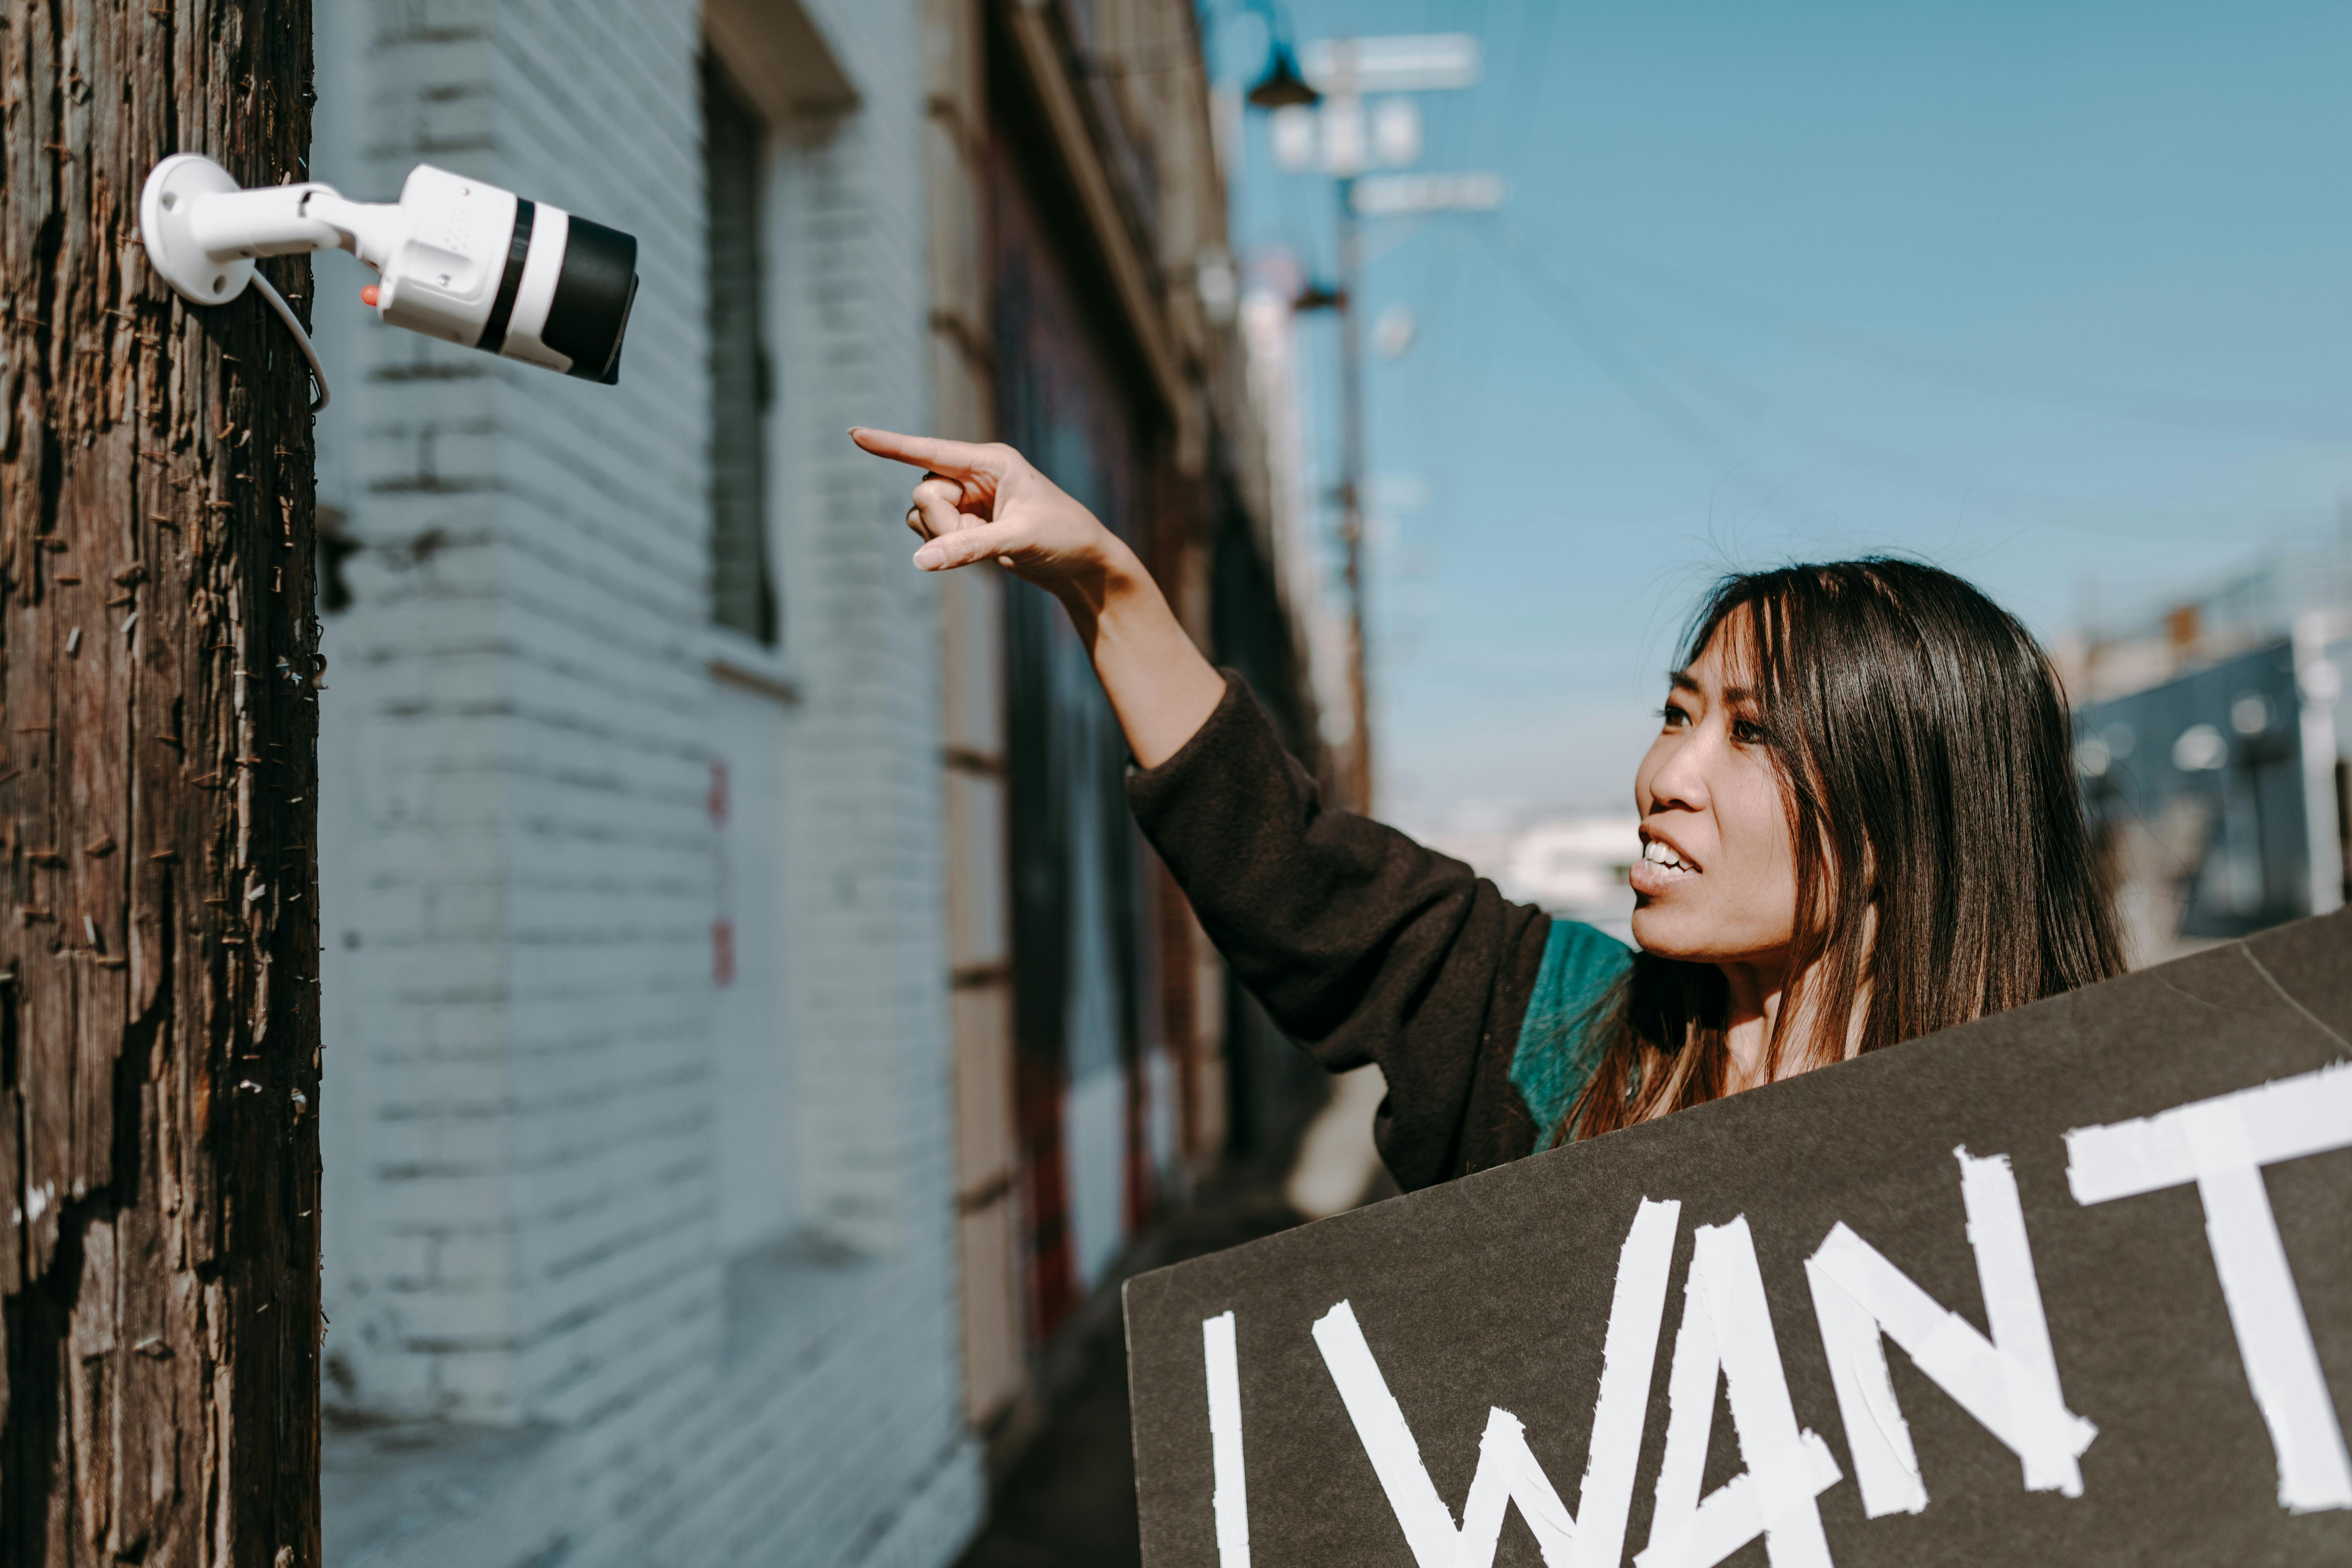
[1335,174,1372,813]
[1248,29,1492,815]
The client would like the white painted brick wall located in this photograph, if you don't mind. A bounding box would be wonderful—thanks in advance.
[314,0,980,1559]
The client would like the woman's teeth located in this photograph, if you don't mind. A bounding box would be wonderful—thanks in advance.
[1642,841,1694,873]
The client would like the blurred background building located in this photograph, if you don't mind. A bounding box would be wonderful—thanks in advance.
[2055,528,2351,965]
[303,1,1338,1563]
[1407,805,1639,943]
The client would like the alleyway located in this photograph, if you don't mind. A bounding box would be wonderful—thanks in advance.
[956,1176,1310,1567]
[958,1064,1398,1568]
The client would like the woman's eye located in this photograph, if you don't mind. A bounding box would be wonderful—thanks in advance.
[1658,703,1690,729]
[1732,719,1768,744]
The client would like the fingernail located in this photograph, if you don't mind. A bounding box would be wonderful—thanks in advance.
[914,543,945,569]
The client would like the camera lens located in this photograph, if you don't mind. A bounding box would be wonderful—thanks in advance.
[471,193,639,384]
[540,217,638,385]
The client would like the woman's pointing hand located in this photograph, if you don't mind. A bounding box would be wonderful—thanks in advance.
[849,428,1127,601]
[847,428,1226,768]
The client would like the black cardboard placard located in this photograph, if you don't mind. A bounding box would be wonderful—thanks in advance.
[1125,909,2352,1568]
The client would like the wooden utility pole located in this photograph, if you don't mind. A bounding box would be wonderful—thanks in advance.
[1,1,321,1563]
[1333,172,1371,815]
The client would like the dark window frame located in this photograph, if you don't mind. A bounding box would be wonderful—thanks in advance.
[704,50,779,647]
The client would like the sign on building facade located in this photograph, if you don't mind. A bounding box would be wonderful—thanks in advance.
[1126,911,2352,1567]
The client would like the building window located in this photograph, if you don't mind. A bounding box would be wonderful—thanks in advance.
[705,52,777,646]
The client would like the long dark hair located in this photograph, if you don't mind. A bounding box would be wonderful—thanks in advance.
[1564,559,2126,1141]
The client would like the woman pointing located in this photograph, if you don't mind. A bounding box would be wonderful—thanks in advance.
[850,429,2125,1189]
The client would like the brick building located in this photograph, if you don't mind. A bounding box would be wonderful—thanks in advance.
[306,1,1330,1563]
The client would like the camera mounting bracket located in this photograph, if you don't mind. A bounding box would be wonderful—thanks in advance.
[141,154,258,307]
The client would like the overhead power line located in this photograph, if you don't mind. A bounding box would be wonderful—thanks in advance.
[1483,222,2334,535]
[1479,224,1825,525]
[1511,217,2352,445]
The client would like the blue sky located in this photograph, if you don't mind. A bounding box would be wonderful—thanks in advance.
[1203,0,2352,824]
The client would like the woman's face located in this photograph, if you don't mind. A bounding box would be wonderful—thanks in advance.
[1629,619,1800,970]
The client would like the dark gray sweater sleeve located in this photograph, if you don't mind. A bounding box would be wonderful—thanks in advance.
[1125,671,1552,1189]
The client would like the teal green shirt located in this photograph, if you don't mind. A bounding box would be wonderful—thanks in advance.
[1509,919,1634,1151]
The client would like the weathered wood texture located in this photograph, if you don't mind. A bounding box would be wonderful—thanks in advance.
[1,0,320,1562]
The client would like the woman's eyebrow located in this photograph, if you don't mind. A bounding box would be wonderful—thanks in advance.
[1668,669,1756,705]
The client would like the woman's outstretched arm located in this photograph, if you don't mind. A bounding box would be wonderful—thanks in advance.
[851,428,1566,1187]
[849,428,1226,768]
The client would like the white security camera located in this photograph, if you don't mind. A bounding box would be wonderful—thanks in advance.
[140,154,639,387]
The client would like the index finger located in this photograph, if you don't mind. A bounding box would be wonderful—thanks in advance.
[850,428,1000,479]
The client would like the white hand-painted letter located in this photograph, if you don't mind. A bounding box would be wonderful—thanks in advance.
[2066,1060,2352,1513]
[1636,1216,1842,1568]
[1203,1310,1251,1568]
[1308,1197,1683,1568]
[1804,1147,2097,1518]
